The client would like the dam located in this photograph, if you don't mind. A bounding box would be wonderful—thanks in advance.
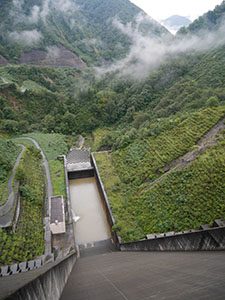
[66,148,117,255]
[2,146,225,300]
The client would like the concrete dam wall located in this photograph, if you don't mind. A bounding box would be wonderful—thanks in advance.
[7,254,76,300]
[121,226,225,252]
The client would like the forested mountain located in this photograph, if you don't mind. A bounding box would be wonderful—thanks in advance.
[178,0,225,34]
[0,0,169,65]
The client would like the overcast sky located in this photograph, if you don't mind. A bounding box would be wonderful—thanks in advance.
[130,0,222,21]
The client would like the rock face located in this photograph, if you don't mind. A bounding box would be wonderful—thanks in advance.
[0,55,8,65]
[19,46,86,69]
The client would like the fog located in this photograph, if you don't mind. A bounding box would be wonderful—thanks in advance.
[9,30,42,46]
[97,14,225,79]
[12,0,78,23]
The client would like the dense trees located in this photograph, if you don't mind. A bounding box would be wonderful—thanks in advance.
[0,0,169,64]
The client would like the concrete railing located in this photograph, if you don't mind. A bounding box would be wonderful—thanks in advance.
[120,225,225,252]
[0,251,76,300]
[0,254,54,277]
[7,253,76,300]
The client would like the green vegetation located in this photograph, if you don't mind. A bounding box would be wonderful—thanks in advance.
[0,139,20,205]
[27,133,68,160]
[113,107,225,185]
[135,130,225,235]
[49,160,66,197]
[95,107,225,241]
[0,0,225,255]
[0,0,168,64]
[178,1,225,34]
[25,133,69,198]
[94,152,143,240]
[0,146,45,265]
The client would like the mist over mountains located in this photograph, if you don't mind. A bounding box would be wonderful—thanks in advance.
[1,0,225,82]
[161,15,191,34]
[0,0,169,66]
[1,0,225,260]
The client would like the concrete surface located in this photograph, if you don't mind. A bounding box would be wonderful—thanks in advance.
[121,227,225,252]
[5,254,76,300]
[61,251,225,300]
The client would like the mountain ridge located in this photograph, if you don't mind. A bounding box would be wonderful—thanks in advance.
[0,0,170,66]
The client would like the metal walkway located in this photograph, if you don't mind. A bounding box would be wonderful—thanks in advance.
[61,251,225,300]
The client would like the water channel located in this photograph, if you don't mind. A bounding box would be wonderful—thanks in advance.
[69,177,111,245]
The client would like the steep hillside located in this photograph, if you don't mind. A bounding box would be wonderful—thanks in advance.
[0,0,169,65]
[178,0,225,34]
[95,106,225,241]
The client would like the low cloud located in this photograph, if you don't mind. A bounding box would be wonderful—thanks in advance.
[12,0,79,24]
[97,16,225,79]
[46,46,60,60]
[54,0,78,14]
[9,30,42,46]
[28,5,41,23]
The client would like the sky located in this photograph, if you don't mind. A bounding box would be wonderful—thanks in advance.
[130,0,223,21]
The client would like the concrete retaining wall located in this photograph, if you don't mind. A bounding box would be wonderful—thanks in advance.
[5,253,76,300]
[91,154,120,248]
[120,227,225,252]
[68,168,94,180]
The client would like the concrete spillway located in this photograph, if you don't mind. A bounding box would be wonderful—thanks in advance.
[69,178,111,246]
[61,251,225,300]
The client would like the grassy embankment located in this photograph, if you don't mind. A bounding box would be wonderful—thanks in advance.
[0,139,20,206]
[24,133,69,198]
[95,106,225,241]
[0,146,45,265]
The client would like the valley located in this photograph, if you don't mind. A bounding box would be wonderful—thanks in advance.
[0,0,225,299]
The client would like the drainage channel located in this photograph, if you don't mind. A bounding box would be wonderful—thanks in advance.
[69,177,111,246]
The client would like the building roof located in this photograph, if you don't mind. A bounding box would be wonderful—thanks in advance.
[66,148,93,172]
[50,196,64,224]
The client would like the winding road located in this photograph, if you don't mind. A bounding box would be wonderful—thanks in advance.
[0,144,25,227]
[0,137,53,228]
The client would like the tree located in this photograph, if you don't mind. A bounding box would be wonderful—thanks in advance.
[206,96,219,107]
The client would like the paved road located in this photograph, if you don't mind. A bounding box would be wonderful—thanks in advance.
[0,144,25,227]
[61,251,225,300]
[8,144,25,195]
